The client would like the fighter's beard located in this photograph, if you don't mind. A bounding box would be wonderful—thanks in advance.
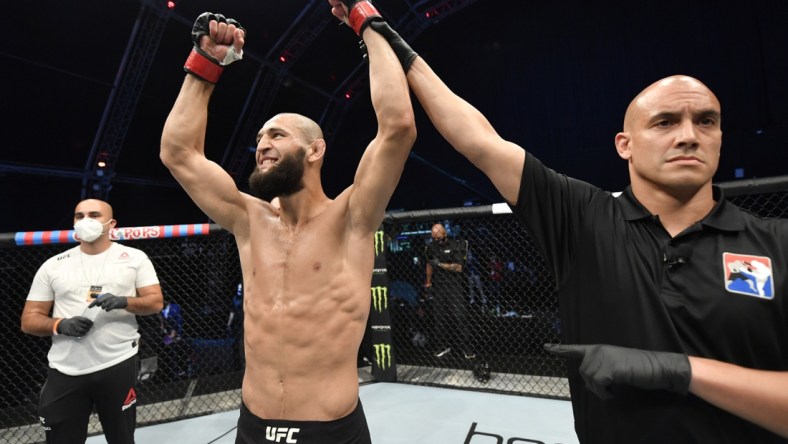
[248,149,306,202]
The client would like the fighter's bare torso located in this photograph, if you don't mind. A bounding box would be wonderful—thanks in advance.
[236,188,373,421]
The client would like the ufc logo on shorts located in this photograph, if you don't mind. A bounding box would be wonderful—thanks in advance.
[265,426,300,443]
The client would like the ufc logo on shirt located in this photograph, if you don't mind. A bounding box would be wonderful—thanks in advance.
[265,426,300,443]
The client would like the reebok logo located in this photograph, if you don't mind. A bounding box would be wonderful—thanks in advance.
[121,388,137,411]
[265,426,300,443]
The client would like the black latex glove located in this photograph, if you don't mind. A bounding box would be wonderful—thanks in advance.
[544,343,692,399]
[57,317,94,337]
[89,293,129,312]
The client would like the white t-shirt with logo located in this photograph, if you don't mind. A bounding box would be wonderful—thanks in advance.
[27,242,160,375]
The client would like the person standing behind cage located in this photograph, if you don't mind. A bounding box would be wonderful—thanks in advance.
[424,223,476,360]
[20,199,163,444]
[161,6,416,442]
[160,295,191,381]
[486,253,505,316]
[349,17,788,442]
[227,282,245,370]
[465,248,487,308]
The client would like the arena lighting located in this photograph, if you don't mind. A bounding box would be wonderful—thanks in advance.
[344,92,352,99]
[279,55,287,63]
[167,1,175,9]
[96,151,109,169]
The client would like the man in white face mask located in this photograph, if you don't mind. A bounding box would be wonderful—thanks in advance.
[21,198,164,444]
[73,213,112,243]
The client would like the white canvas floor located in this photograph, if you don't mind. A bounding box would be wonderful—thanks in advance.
[87,382,577,444]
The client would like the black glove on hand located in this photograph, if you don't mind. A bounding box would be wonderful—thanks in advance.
[544,343,692,400]
[367,21,418,72]
[89,293,129,312]
[429,258,441,267]
[184,12,244,83]
[191,12,245,64]
[353,15,418,72]
[57,317,94,337]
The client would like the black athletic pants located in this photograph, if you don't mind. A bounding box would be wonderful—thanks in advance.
[39,355,138,444]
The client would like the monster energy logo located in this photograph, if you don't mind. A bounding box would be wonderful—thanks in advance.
[374,230,385,256]
[371,286,388,312]
[373,343,392,370]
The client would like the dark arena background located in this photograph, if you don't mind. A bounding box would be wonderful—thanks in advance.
[1,0,787,442]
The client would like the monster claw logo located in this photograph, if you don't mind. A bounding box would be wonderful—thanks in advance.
[373,343,392,370]
[374,230,385,256]
[371,286,388,312]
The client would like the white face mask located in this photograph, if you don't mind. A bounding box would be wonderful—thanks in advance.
[74,218,110,243]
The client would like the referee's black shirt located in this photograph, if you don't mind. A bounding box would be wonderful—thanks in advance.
[513,152,788,444]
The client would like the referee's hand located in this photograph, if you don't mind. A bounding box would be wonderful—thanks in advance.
[544,343,691,399]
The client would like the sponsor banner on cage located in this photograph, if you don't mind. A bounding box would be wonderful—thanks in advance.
[370,285,388,314]
[370,257,389,323]
[373,230,387,270]
[14,223,212,245]
[369,227,395,381]
[372,342,394,374]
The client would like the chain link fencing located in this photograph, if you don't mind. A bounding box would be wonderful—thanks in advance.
[0,175,785,443]
[0,227,244,443]
[382,207,566,398]
[383,176,788,398]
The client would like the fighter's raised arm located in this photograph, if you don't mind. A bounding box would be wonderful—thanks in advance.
[335,6,525,205]
[332,0,417,234]
[160,13,248,234]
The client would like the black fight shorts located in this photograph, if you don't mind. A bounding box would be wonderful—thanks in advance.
[236,400,372,444]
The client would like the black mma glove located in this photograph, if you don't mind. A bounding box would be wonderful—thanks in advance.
[544,343,692,400]
[57,317,94,337]
[429,258,441,267]
[89,293,129,312]
[184,12,245,83]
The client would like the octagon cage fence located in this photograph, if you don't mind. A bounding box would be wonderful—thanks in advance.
[0,175,785,443]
